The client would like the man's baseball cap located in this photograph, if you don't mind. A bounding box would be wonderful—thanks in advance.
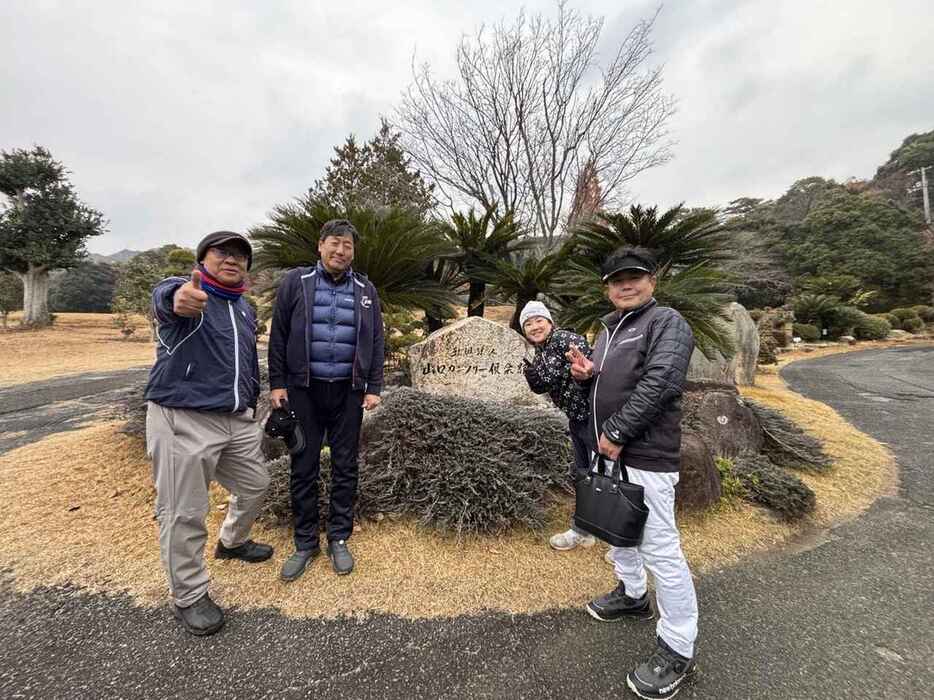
[600,247,658,282]
[196,231,253,270]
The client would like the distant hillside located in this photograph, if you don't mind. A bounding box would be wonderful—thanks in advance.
[90,249,142,265]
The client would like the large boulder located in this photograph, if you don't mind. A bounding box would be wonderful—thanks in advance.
[682,384,764,458]
[407,316,548,407]
[676,431,722,511]
[687,302,760,386]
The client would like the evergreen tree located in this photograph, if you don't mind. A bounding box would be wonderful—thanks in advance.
[49,261,118,313]
[311,118,434,214]
[0,146,106,326]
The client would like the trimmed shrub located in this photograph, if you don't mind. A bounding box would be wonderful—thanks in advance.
[826,305,863,336]
[854,313,891,341]
[890,307,919,322]
[757,331,778,365]
[902,316,924,334]
[355,388,571,534]
[878,312,900,328]
[793,323,820,342]
[732,453,816,521]
[746,400,832,473]
[911,305,934,322]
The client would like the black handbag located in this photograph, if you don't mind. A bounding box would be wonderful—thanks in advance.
[573,454,649,547]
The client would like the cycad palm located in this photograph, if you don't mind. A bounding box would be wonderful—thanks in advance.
[484,249,565,331]
[249,195,457,317]
[438,207,528,317]
[560,204,736,358]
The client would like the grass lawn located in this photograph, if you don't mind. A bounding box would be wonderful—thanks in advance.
[0,313,155,387]
[0,362,897,618]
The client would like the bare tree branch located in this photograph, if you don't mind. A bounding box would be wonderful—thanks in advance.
[397,2,675,242]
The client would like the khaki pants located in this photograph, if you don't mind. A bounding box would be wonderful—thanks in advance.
[146,402,270,608]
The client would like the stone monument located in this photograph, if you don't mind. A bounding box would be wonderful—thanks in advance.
[407,316,549,407]
[687,302,760,386]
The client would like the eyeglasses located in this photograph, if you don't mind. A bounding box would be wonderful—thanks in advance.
[209,245,248,263]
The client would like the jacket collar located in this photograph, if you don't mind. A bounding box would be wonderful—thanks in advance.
[600,297,657,328]
[315,261,354,285]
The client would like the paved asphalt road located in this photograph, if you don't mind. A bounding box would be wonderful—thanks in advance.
[1,347,932,698]
[0,368,150,455]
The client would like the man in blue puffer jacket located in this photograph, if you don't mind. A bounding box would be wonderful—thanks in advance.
[268,219,384,580]
[145,231,272,637]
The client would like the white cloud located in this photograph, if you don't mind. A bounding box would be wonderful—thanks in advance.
[1,0,930,253]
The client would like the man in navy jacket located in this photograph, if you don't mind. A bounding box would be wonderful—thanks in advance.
[145,231,272,637]
[268,219,384,580]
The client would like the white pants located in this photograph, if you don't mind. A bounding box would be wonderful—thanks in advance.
[606,467,698,658]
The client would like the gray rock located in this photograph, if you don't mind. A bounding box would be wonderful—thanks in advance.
[687,302,760,386]
[682,385,764,458]
[840,335,857,345]
[407,316,548,407]
[888,329,913,340]
[676,431,722,511]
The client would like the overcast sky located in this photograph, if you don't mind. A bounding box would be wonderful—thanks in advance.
[2,1,930,255]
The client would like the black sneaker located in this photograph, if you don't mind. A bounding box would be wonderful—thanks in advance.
[173,592,225,636]
[586,581,654,622]
[626,637,697,699]
[328,539,354,575]
[215,539,274,563]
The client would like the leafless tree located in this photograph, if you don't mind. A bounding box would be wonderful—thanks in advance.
[397,2,675,243]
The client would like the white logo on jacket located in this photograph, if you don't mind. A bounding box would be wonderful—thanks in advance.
[361,295,372,309]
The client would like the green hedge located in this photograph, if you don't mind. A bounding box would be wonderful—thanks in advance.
[890,307,920,321]
[877,312,901,328]
[902,316,924,334]
[911,305,934,322]
[854,313,891,340]
[793,323,821,342]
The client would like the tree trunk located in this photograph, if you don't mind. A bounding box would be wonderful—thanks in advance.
[424,314,444,334]
[18,265,51,327]
[467,280,485,317]
[510,293,537,332]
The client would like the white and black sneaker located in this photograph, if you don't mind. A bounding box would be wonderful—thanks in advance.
[626,636,697,699]
[585,581,654,622]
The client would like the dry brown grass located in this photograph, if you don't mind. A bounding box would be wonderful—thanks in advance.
[0,313,155,386]
[0,347,897,619]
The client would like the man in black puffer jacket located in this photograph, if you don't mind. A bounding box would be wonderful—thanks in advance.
[568,246,698,700]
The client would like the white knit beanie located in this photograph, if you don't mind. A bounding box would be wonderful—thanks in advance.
[519,300,554,329]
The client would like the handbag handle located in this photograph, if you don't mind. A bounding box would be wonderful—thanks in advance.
[589,452,631,485]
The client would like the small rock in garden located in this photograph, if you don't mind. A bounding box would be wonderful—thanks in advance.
[67,505,81,512]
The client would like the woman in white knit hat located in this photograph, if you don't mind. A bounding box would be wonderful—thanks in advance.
[519,300,596,550]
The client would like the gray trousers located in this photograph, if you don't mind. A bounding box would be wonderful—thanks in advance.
[146,402,270,608]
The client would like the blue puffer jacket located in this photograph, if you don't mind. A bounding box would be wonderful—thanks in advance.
[309,264,356,381]
[268,264,385,394]
[144,276,260,412]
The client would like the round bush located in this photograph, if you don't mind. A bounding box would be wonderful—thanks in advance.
[827,305,863,335]
[910,305,934,322]
[901,316,924,334]
[793,323,820,342]
[890,307,919,321]
[732,453,816,521]
[854,313,891,341]
[878,312,900,328]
